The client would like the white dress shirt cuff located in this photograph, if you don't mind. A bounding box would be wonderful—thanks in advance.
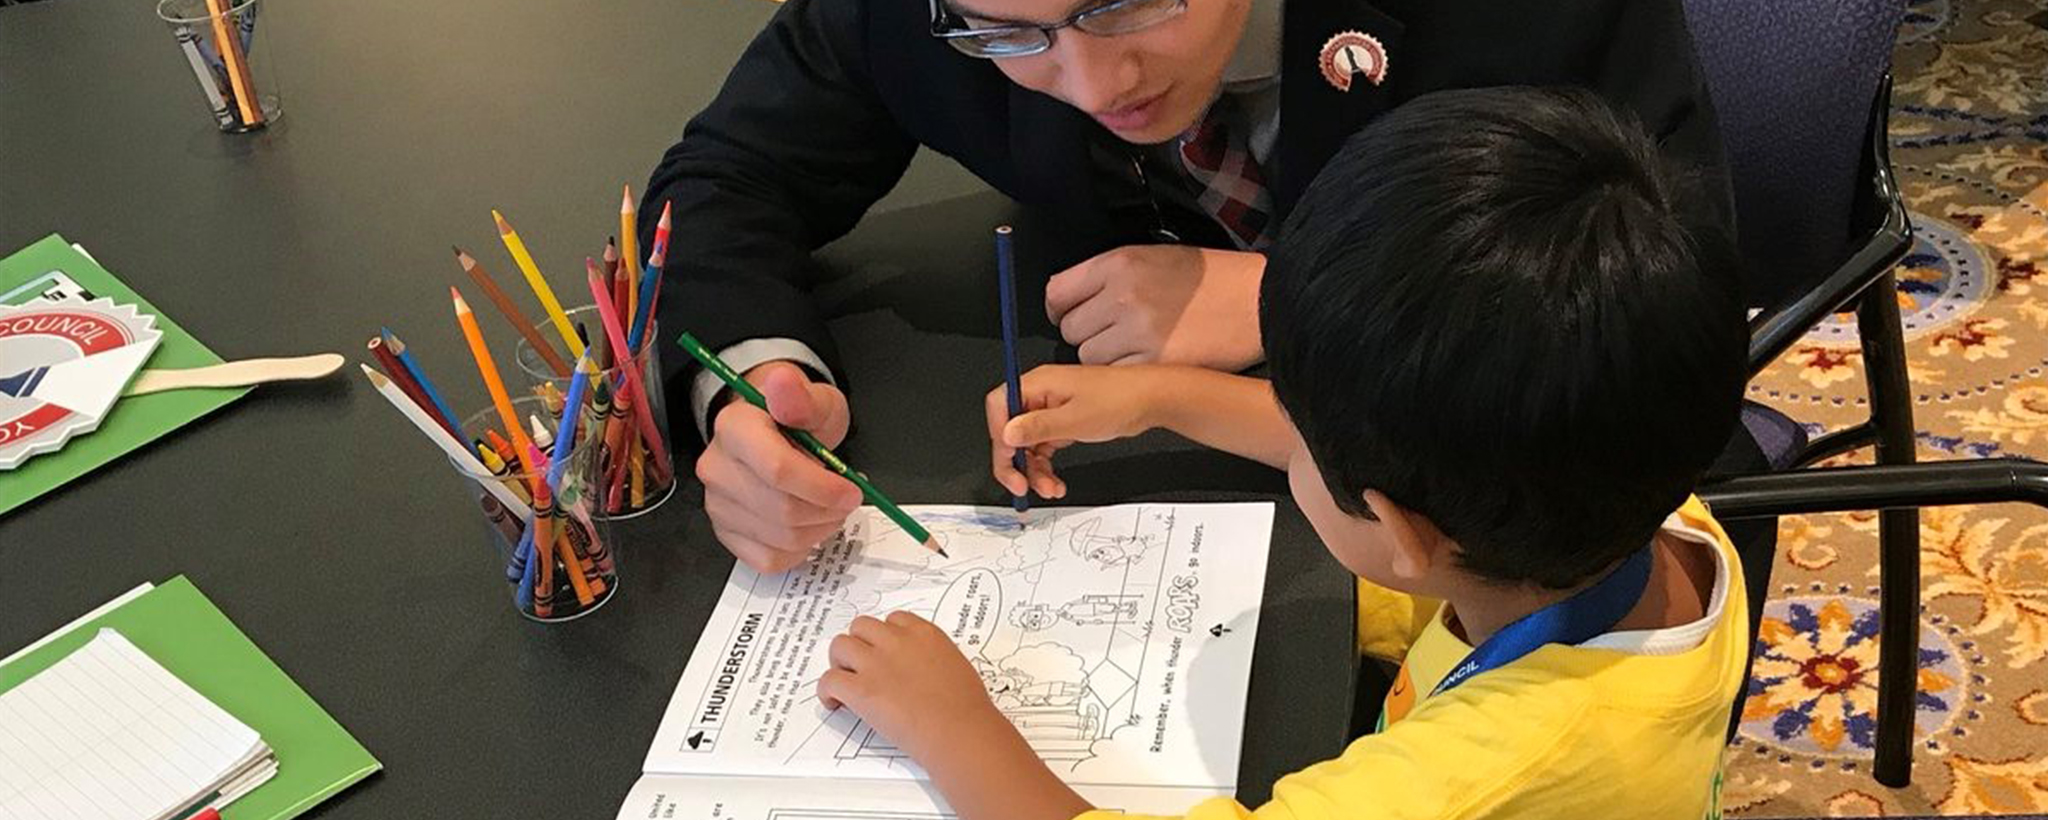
[690,338,838,438]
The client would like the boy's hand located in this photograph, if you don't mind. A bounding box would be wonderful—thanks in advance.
[818,612,1006,761]
[985,364,1176,499]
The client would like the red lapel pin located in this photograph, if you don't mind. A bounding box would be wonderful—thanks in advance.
[1318,30,1388,91]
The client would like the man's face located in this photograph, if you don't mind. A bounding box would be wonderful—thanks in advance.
[952,0,1251,143]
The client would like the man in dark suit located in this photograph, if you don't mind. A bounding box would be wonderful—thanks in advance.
[646,0,1732,573]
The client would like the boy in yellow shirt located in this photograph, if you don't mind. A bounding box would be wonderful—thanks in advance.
[815,87,1751,820]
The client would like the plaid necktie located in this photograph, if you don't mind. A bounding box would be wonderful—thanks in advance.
[1176,98,1275,251]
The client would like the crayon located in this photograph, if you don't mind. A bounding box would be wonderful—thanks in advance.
[530,444,592,607]
[526,447,557,618]
[476,441,531,506]
[479,492,523,546]
[584,259,674,484]
[171,25,233,129]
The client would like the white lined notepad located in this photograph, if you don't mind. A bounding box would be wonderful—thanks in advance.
[0,629,276,820]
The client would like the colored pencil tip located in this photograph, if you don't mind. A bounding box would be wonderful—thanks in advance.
[492,209,511,233]
[622,185,633,210]
[928,538,949,558]
[359,363,387,386]
[450,286,470,311]
[658,201,672,226]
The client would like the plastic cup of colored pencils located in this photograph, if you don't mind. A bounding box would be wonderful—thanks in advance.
[511,304,676,518]
[449,396,621,622]
[156,0,277,133]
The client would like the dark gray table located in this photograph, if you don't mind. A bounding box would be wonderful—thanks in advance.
[0,0,1355,816]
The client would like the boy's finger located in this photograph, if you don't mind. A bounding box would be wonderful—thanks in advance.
[1026,448,1064,498]
[817,668,858,711]
[985,388,1031,496]
[884,610,928,629]
[1004,405,1089,449]
[847,614,894,645]
[828,633,875,672]
[993,440,1029,496]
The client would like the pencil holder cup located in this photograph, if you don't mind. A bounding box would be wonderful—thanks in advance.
[449,397,621,623]
[157,0,280,133]
[512,305,676,519]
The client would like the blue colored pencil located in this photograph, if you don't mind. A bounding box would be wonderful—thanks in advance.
[381,327,465,436]
[625,258,660,354]
[548,353,593,493]
[514,534,538,609]
[995,225,1028,514]
[626,201,670,355]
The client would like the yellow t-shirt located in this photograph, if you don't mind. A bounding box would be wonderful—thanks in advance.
[1086,497,1747,820]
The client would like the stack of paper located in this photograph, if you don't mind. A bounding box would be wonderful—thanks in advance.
[0,630,276,820]
[0,578,380,820]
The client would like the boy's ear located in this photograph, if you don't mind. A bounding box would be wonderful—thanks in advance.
[1363,489,1442,582]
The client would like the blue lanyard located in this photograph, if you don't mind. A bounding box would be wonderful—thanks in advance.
[1430,546,1655,696]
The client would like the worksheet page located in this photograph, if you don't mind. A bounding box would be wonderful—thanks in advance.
[643,503,1275,793]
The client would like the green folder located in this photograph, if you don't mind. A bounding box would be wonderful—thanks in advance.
[0,577,381,820]
[0,234,250,516]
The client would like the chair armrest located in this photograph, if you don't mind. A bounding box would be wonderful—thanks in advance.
[1746,75,1914,374]
[1698,459,2048,519]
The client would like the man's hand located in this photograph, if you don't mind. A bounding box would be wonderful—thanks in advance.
[818,612,1005,761]
[985,364,1179,500]
[696,361,863,573]
[1044,245,1266,369]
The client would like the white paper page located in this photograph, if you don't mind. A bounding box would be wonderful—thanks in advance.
[616,772,1229,820]
[645,503,1274,792]
[0,583,153,669]
[0,629,261,820]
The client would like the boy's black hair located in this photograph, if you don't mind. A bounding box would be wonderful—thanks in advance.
[1262,86,1746,589]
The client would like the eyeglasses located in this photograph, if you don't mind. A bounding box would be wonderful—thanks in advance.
[929,0,1188,59]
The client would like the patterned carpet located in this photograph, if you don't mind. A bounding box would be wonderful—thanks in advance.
[1721,1,2048,816]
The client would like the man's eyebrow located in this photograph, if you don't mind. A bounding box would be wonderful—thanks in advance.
[945,0,1103,26]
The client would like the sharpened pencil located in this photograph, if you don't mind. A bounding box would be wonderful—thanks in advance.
[451,286,540,495]
[995,225,1028,516]
[676,331,944,557]
[492,209,585,359]
[455,246,572,377]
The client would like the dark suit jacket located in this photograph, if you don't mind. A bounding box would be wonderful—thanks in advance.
[644,0,1731,435]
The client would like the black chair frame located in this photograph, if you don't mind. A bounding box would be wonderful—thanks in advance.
[1697,75,2048,788]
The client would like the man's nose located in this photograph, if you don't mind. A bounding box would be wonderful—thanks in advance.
[1051,31,1140,112]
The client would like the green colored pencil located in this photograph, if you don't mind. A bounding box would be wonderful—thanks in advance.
[678,332,945,557]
